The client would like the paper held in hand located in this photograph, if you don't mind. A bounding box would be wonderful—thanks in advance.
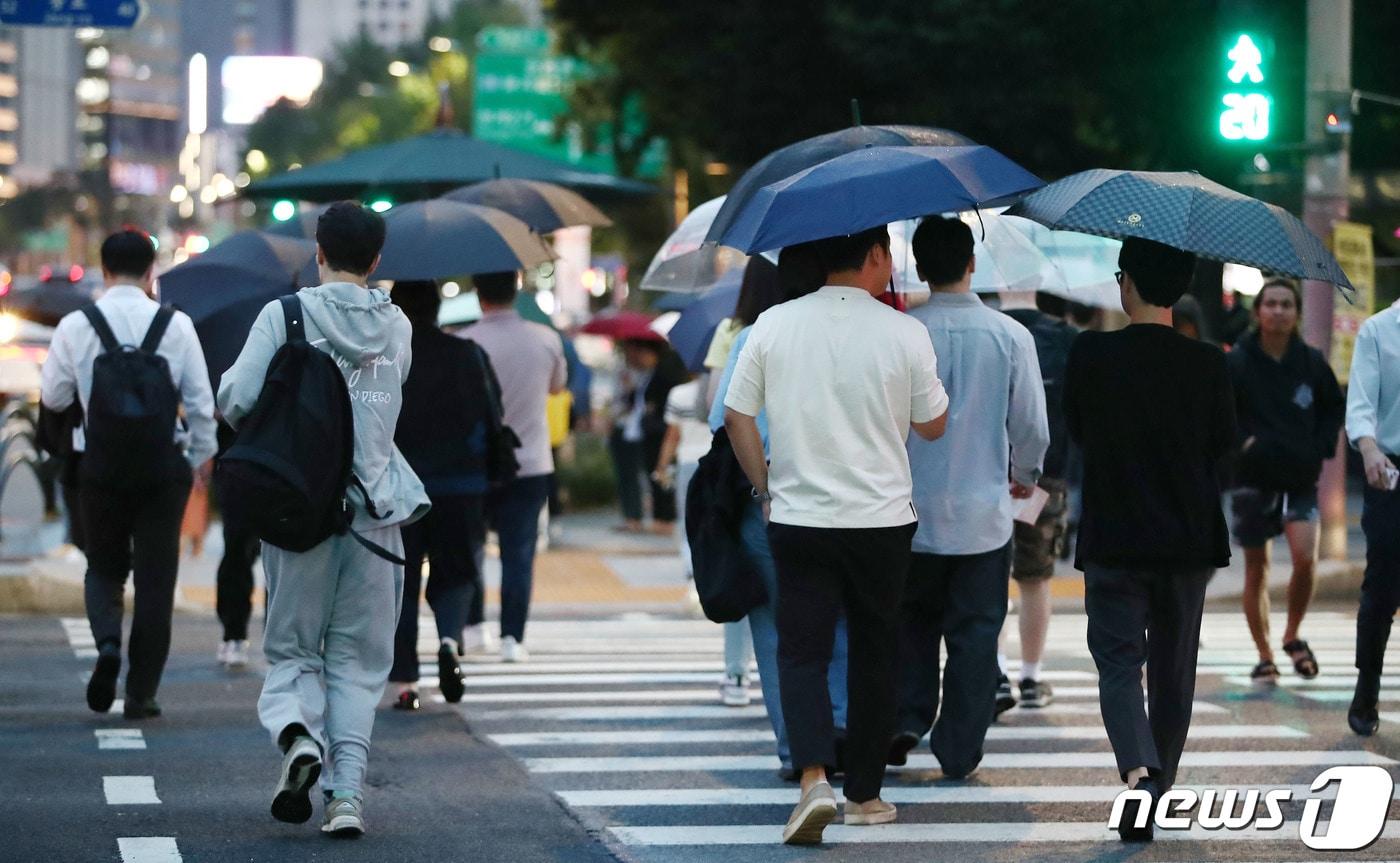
[1012,485,1050,525]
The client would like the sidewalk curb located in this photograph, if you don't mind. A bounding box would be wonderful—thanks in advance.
[0,558,84,614]
[1205,559,1364,609]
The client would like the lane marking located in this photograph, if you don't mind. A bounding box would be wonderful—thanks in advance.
[456,689,764,704]
[607,820,1400,846]
[468,700,1227,722]
[104,776,161,805]
[490,724,1304,747]
[558,782,1334,807]
[526,750,1394,774]
[96,729,145,750]
[117,837,181,862]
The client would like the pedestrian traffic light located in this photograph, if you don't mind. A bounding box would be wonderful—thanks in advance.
[271,199,296,222]
[1217,32,1273,142]
[368,197,393,213]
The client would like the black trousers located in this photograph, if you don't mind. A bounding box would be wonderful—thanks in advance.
[391,493,486,682]
[1356,472,1400,693]
[608,429,676,523]
[80,468,192,701]
[1084,564,1213,791]
[768,521,915,804]
[895,543,1011,777]
[216,517,262,641]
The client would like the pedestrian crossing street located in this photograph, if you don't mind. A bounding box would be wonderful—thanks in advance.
[418,611,1400,861]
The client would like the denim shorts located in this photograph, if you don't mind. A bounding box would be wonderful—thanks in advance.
[1230,486,1319,547]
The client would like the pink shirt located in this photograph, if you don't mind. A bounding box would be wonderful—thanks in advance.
[463,309,567,478]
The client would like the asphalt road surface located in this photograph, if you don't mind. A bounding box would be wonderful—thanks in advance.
[6,600,1400,862]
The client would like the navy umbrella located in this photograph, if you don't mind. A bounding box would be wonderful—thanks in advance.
[375,200,554,281]
[664,125,973,290]
[1006,169,1355,297]
[440,179,612,233]
[665,268,743,372]
[719,145,1044,254]
[158,230,318,389]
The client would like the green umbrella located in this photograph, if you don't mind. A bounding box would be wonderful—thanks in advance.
[245,129,655,203]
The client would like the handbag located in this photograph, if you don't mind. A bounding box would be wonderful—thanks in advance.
[466,339,522,488]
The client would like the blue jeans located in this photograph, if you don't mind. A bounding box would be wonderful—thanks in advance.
[487,475,551,643]
[739,501,848,768]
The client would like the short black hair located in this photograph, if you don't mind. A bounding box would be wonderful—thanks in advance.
[732,257,784,326]
[1254,276,1301,312]
[911,216,974,286]
[474,271,518,305]
[316,201,386,276]
[101,229,156,279]
[777,241,825,302]
[809,225,890,276]
[1035,291,1068,318]
[1119,237,1197,307]
[390,280,440,326]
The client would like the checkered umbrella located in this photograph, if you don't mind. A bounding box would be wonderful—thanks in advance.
[1005,169,1355,300]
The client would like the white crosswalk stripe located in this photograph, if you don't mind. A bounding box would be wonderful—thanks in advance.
[431,611,1399,857]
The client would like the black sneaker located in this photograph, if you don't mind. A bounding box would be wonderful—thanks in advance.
[392,690,421,711]
[1019,678,1054,709]
[886,731,919,766]
[1117,777,1159,842]
[995,674,1016,718]
[86,650,121,713]
[1349,695,1380,736]
[437,644,465,704]
[122,697,162,720]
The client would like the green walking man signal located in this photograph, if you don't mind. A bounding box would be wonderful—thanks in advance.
[1219,33,1272,142]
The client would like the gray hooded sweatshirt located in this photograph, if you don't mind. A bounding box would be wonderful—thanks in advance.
[218,282,430,530]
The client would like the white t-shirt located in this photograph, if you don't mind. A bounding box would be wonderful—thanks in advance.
[664,379,712,465]
[724,286,949,529]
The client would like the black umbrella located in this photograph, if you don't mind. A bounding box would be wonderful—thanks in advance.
[666,124,974,290]
[375,200,555,281]
[159,230,318,389]
[440,179,613,233]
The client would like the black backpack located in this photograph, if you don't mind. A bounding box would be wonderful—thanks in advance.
[685,427,766,623]
[79,304,182,488]
[217,295,403,563]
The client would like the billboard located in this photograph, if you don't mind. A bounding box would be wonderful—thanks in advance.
[221,56,323,125]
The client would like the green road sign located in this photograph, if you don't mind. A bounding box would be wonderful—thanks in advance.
[472,26,667,180]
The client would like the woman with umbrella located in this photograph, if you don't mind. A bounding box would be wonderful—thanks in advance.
[1227,277,1344,684]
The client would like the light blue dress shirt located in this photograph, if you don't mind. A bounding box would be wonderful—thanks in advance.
[907,292,1049,556]
[1347,304,1400,456]
[709,327,769,454]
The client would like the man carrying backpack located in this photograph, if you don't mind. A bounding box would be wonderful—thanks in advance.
[217,202,429,837]
[41,229,217,719]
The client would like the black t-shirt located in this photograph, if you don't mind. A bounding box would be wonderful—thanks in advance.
[1064,324,1237,572]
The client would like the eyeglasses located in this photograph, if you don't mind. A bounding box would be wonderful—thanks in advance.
[1114,271,1124,285]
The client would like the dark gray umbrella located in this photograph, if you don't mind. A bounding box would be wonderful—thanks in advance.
[375,200,555,281]
[3,281,98,327]
[1006,169,1355,298]
[440,179,612,233]
[158,230,318,389]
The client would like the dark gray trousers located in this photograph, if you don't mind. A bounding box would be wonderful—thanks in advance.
[1084,564,1213,791]
[895,543,1011,777]
[1356,477,1400,695]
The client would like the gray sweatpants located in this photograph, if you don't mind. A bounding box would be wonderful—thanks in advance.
[258,527,404,797]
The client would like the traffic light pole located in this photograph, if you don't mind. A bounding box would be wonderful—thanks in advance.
[1302,0,1351,560]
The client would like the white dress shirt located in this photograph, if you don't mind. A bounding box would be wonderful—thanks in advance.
[725,285,949,529]
[1347,304,1400,456]
[40,284,218,467]
[907,292,1049,555]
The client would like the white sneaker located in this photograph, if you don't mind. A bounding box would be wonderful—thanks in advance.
[216,641,229,664]
[501,636,528,663]
[224,640,249,669]
[460,625,495,655]
[321,794,366,836]
[720,674,752,707]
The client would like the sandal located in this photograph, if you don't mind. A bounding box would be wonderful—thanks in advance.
[1250,660,1280,683]
[1282,639,1320,679]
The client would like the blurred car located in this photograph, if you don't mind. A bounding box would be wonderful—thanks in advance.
[5,264,101,328]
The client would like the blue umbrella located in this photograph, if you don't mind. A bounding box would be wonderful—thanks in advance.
[159,230,319,390]
[1005,169,1355,298]
[375,200,554,280]
[719,145,1044,254]
[665,268,744,372]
